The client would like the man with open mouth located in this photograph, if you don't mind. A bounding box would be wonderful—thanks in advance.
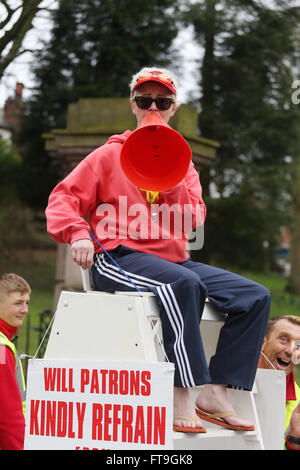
[258,315,300,450]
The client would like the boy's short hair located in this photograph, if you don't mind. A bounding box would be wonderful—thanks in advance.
[0,273,31,299]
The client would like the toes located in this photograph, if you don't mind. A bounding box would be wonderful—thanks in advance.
[174,415,202,429]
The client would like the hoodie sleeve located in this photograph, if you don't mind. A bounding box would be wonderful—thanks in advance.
[46,157,100,245]
[46,132,131,245]
[183,161,207,229]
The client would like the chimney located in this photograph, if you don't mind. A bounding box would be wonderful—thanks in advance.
[3,82,25,139]
[15,82,24,99]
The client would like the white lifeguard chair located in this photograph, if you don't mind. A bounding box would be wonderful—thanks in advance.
[43,268,286,450]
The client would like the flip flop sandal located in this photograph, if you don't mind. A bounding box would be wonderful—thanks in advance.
[195,408,255,431]
[173,415,207,433]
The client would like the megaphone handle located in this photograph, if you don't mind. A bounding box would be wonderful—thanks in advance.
[140,189,159,204]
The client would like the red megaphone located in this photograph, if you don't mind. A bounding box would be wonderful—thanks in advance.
[120,112,192,191]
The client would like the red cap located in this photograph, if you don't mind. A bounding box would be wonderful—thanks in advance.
[131,70,176,96]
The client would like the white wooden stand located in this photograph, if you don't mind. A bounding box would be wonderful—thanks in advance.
[42,269,285,450]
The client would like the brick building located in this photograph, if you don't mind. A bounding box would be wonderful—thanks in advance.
[0,82,24,143]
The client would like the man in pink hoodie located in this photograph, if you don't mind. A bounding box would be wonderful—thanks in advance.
[46,67,270,433]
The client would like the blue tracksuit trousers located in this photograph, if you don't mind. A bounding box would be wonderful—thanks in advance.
[91,245,270,390]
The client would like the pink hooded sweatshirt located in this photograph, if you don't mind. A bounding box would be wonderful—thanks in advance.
[46,131,206,263]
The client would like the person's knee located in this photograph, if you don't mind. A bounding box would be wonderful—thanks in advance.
[176,271,208,298]
[252,283,271,311]
[256,283,270,301]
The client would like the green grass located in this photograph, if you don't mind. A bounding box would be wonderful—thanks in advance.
[1,252,299,383]
[231,268,300,318]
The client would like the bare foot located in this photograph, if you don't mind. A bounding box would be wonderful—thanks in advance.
[195,384,254,429]
[173,387,205,430]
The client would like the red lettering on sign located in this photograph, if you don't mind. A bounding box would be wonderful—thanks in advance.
[146,406,152,444]
[68,402,75,438]
[80,369,89,392]
[112,404,121,441]
[79,368,152,396]
[141,371,151,396]
[134,405,145,443]
[44,367,75,392]
[44,368,56,391]
[153,406,166,445]
[119,370,129,395]
[77,402,86,439]
[29,400,87,440]
[88,404,167,444]
[57,401,67,437]
[40,400,45,435]
[90,369,99,393]
[121,405,133,442]
[129,370,139,395]
[108,370,118,394]
[99,369,108,393]
[92,403,103,440]
[46,401,56,436]
[104,404,112,441]
[30,399,40,435]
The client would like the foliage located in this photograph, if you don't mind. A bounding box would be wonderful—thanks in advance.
[186,0,300,270]
[17,0,181,209]
[0,137,20,200]
[199,193,277,271]
[7,0,300,280]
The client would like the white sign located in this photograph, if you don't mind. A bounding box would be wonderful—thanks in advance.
[24,359,174,450]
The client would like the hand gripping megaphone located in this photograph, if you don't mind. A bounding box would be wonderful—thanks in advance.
[120,112,192,191]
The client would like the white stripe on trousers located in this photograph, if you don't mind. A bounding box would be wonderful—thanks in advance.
[156,285,196,387]
[94,253,196,387]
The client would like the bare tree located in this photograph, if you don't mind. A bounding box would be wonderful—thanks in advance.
[0,0,47,79]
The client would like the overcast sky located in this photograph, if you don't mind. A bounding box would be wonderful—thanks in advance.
[0,0,57,106]
[0,0,299,107]
[0,4,201,106]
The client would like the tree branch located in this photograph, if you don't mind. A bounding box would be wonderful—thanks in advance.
[0,0,49,79]
[0,1,20,30]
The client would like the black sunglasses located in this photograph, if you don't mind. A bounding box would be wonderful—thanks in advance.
[134,96,174,111]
